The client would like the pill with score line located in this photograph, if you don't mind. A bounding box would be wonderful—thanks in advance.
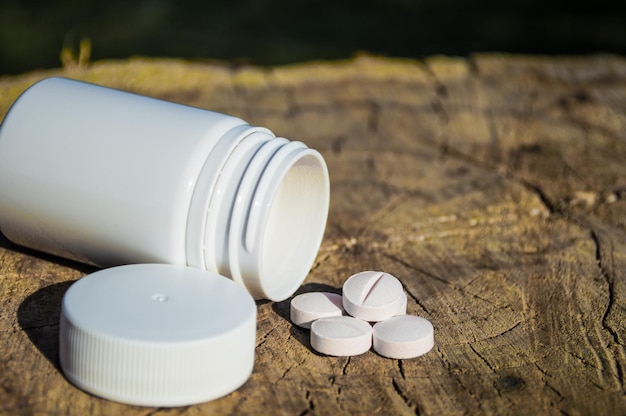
[342,271,407,322]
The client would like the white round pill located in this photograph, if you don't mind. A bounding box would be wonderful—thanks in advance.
[290,292,344,328]
[342,271,406,322]
[310,316,372,356]
[373,315,434,359]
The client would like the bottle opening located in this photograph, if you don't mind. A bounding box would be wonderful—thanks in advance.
[192,129,330,301]
[258,151,329,301]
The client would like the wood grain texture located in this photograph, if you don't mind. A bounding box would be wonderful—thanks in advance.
[1,54,625,415]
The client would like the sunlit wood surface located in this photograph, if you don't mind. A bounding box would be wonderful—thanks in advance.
[1,54,625,415]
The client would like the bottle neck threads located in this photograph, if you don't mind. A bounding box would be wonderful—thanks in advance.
[187,125,330,301]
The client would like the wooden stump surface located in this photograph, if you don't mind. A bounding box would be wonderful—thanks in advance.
[1,54,625,415]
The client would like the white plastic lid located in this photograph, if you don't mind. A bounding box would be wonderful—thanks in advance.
[59,264,257,407]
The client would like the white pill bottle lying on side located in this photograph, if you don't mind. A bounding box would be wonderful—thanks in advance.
[0,77,330,301]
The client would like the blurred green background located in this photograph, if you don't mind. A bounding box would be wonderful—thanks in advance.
[1,0,625,75]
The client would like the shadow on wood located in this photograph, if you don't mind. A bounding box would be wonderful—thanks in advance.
[17,280,76,372]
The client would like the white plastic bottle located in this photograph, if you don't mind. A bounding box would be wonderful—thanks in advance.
[0,77,330,301]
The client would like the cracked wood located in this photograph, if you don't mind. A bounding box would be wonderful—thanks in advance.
[1,54,625,415]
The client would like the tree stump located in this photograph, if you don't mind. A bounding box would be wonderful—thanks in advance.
[1,54,625,415]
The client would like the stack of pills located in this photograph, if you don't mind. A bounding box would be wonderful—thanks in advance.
[290,271,434,358]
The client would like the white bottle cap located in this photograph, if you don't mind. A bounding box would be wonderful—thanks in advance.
[59,264,257,407]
